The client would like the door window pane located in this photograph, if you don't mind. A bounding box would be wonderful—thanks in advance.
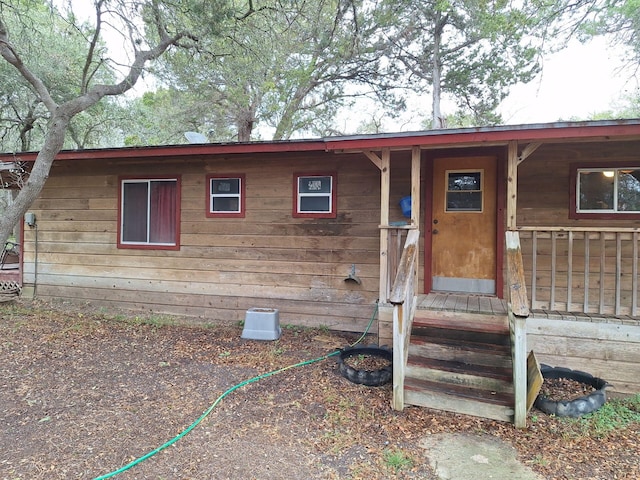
[446,171,482,212]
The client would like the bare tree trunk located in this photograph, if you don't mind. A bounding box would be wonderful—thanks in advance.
[431,11,446,129]
[18,101,38,152]
[236,108,254,142]
[431,51,442,129]
[0,111,69,248]
[0,0,187,248]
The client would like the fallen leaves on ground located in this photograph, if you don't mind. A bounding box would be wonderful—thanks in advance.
[1,299,638,479]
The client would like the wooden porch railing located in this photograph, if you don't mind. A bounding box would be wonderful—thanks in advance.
[380,226,414,304]
[506,232,530,428]
[390,229,420,411]
[518,227,639,316]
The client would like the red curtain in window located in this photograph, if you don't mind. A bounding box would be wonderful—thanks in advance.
[149,181,176,244]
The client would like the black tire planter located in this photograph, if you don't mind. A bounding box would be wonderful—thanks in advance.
[338,345,393,387]
[534,365,610,418]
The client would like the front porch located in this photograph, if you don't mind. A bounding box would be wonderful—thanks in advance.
[378,220,640,427]
[380,286,639,427]
[363,137,640,426]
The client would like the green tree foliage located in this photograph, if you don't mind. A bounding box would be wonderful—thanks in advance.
[384,0,558,128]
[0,0,122,151]
[121,89,231,146]
[151,0,397,141]
[0,0,237,248]
[570,0,640,64]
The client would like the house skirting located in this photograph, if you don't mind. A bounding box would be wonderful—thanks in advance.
[527,313,640,397]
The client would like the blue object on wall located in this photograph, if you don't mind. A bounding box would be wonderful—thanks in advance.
[399,196,411,218]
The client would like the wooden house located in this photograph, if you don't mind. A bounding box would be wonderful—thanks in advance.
[2,119,640,425]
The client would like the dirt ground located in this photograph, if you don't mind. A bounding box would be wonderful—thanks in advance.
[1,299,639,480]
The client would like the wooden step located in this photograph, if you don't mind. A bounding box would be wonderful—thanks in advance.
[403,311,514,423]
[409,336,511,369]
[412,325,510,347]
[413,311,510,334]
[405,377,514,423]
[406,356,513,388]
[405,376,514,406]
[405,360,513,398]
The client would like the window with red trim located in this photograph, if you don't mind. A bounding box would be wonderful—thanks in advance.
[206,174,245,218]
[571,165,640,218]
[293,173,336,218]
[119,177,180,249]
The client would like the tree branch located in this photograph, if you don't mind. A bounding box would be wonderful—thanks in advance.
[81,0,106,94]
[0,16,58,112]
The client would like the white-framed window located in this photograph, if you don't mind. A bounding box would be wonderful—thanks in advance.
[576,168,640,214]
[119,177,180,249]
[294,173,336,218]
[445,170,483,212]
[207,174,245,218]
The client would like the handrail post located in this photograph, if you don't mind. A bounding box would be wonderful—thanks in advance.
[506,231,530,428]
[390,229,419,411]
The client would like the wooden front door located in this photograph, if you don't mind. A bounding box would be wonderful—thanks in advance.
[430,156,497,294]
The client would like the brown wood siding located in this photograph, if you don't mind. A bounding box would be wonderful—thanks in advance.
[24,151,394,332]
[502,141,640,314]
[528,315,640,396]
[517,141,640,229]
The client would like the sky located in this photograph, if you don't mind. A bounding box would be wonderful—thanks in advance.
[336,35,638,133]
[498,36,637,125]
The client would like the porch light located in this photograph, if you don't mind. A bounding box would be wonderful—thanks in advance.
[602,171,614,178]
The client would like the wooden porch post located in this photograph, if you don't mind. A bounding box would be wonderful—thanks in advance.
[506,231,530,428]
[507,141,541,230]
[410,146,421,227]
[379,148,391,302]
[411,146,421,289]
[507,142,541,427]
[507,141,518,231]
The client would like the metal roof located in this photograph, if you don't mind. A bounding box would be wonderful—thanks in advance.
[2,118,640,162]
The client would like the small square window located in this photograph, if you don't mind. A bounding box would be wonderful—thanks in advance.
[294,173,337,218]
[445,170,483,212]
[207,174,245,218]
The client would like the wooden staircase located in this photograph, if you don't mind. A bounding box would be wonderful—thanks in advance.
[404,311,515,423]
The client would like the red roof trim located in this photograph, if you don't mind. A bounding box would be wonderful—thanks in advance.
[323,123,640,150]
[3,121,640,163]
[1,140,328,162]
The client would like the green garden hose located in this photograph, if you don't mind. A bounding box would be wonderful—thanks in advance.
[93,302,378,479]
